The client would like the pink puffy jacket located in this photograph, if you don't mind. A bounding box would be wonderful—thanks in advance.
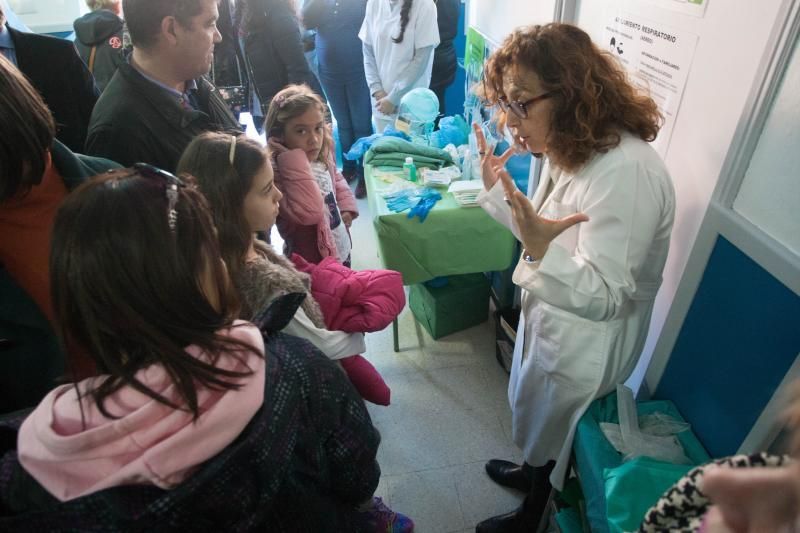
[270,139,358,263]
[291,254,405,333]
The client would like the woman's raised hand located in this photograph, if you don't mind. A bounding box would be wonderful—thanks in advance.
[473,123,515,191]
[499,169,588,260]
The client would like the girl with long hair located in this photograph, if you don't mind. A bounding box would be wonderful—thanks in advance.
[178,130,399,408]
[1,166,406,530]
[302,0,373,197]
[264,84,358,266]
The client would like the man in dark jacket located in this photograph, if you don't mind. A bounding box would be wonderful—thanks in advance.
[73,0,125,92]
[0,5,99,153]
[238,0,327,129]
[85,0,241,172]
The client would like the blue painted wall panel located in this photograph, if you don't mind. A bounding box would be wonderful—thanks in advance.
[654,236,800,457]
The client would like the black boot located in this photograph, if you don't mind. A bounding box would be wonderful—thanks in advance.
[354,172,367,199]
[476,462,555,533]
[342,165,357,183]
[475,504,528,533]
[485,460,534,492]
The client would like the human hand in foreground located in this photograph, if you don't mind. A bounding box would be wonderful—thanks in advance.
[499,169,588,260]
[472,122,515,191]
[701,462,800,533]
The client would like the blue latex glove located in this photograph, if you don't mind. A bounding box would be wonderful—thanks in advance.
[386,195,416,212]
[345,128,412,160]
[384,187,424,212]
[407,190,442,222]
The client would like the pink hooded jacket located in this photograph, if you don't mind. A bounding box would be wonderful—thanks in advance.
[17,322,265,502]
[291,254,406,333]
[270,140,358,264]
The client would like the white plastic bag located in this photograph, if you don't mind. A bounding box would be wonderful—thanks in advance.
[599,385,692,465]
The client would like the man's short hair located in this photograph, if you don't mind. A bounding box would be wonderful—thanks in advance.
[122,0,208,49]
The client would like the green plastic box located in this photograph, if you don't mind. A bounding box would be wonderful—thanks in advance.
[409,274,490,339]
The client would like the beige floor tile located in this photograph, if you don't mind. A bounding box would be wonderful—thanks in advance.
[385,467,466,533]
[347,178,524,533]
[367,366,519,476]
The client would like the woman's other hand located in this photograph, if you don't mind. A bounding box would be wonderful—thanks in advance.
[376,97,396,115]
[342,211,355,228]
[499,170,588,260]
[473,122,515,191]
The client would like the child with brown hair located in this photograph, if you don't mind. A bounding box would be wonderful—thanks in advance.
[265,83,358,266]
[178,132,398,406]
[0,164,410,531]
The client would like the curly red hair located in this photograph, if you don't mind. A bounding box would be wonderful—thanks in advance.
[481,23,662,172]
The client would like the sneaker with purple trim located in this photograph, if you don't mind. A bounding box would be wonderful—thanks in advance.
[356,497,414,533]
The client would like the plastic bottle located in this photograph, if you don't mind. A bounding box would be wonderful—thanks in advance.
[403,156,417,182]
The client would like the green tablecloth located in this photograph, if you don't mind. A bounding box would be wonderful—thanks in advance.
[366,165,517,285]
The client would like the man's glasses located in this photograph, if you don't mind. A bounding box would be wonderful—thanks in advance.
[498,91,556,119]
[132,162,185,232]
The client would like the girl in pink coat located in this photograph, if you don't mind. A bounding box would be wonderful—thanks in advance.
[178,132,393,407]
[265,84,359,266]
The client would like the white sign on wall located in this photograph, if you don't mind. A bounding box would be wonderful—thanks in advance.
[603,12,699,157]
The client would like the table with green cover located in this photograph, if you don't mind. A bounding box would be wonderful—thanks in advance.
[365,165,517,349]
[365,165,517,285]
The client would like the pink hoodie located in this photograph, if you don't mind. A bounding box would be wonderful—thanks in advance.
[269,139,358,263]
[17,321,265,502]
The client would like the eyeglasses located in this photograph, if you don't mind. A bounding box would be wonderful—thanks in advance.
[498,91,556,119]
[132,162,185,232]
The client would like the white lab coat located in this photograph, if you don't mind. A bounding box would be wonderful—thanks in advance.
[477,134,676,489]
[358,0,439,130]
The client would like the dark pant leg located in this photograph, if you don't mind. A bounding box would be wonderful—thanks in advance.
[345,73,374,178]
[345,74,374,144]
[431,83,448,123]
[320,73,356,171]
[523,461,556,521]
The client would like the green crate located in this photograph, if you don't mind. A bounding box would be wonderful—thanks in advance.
[409,274,490,339]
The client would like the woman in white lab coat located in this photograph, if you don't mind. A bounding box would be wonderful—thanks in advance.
[473,23,676,532]
[358,0,440,135]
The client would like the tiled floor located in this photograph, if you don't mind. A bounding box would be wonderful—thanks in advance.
[348,192,525,533]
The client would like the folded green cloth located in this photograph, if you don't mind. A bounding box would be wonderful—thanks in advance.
[365,137,454,169]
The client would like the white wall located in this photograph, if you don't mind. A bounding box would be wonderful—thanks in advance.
[573,0,787,390]
[466,0,558,46]
[733,36,800,257]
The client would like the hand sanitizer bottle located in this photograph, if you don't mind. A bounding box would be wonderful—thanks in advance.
[403,156,417,182]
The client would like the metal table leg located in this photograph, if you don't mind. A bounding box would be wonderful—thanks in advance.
[392,318,399,352]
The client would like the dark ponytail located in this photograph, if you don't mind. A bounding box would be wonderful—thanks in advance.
[392,0,413,44]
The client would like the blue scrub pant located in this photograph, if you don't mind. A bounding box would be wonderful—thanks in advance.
[319,70,373,172]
